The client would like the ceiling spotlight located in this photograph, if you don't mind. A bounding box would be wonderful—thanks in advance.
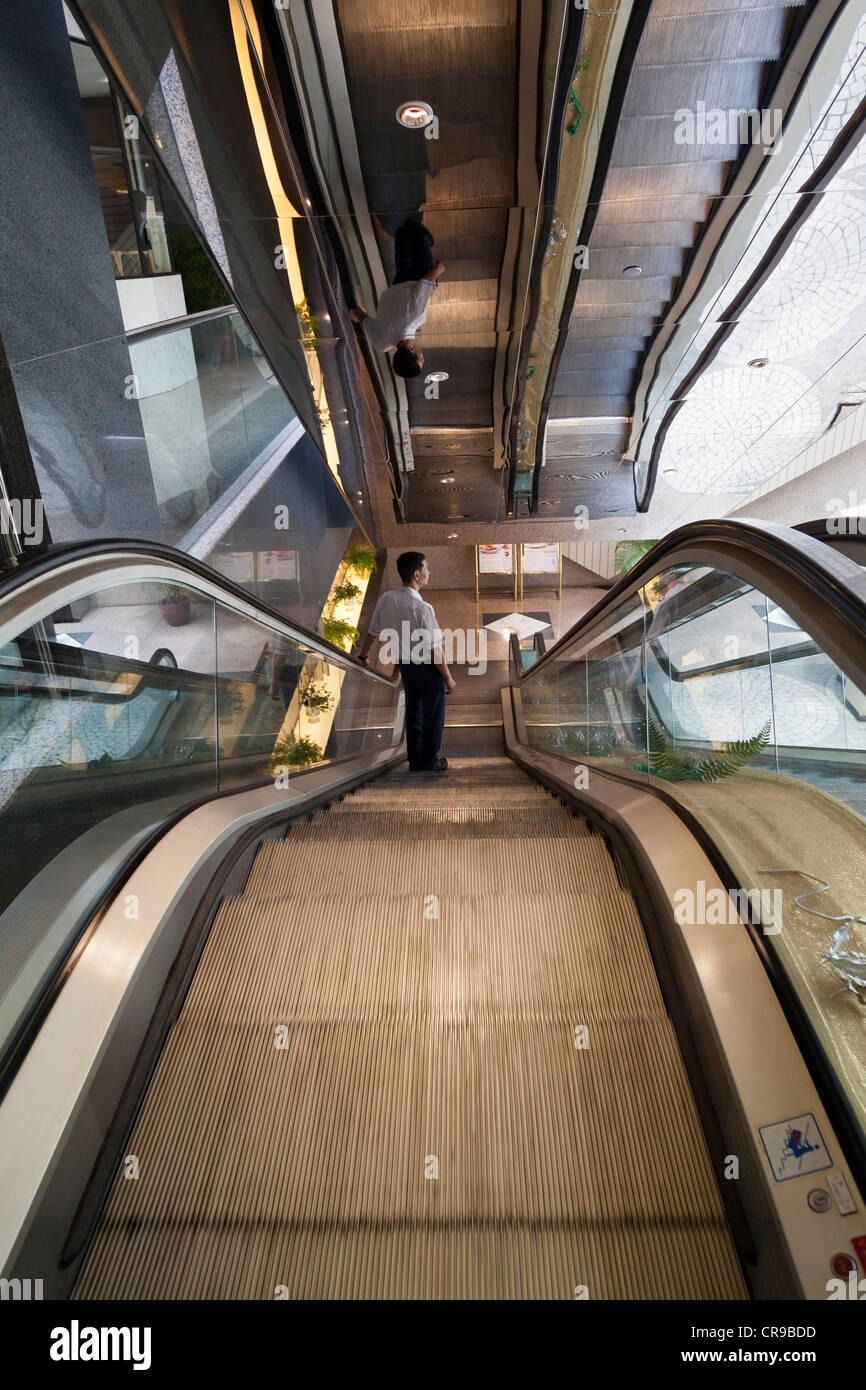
[622,265,642,278]
[426,371,449,383]
[440,476,455,483]
[447,532,458,539]
[396,101,434,129]
[748,357,770,368]
[618,528,627,534]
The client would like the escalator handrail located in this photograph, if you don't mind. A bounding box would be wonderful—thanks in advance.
[795,516,866,547]
[511,517,866,690]
[0,538,399,686]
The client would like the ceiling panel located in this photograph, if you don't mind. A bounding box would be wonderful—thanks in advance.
[543,0,804,522]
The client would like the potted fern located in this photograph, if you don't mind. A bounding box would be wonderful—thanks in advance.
[269,733,323,775]
[331,579,362,606]
[639,717,771,782]
[321,615,359,651]
[343,546,377,577]
[299,676,333,723]
[159,584,190,627]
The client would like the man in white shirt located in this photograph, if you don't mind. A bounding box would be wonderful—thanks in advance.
[359,551,456,772]
[349,218,446,378]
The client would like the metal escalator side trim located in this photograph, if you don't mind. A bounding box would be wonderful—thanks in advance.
[0,742,404,1287]
[0,542,398,686]
[502,689,866,1300]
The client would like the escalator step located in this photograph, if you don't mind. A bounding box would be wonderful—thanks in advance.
[246,836,621,897]
[287,809,590,840]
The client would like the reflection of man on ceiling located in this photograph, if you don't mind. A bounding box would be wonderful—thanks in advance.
[349,218,445,379]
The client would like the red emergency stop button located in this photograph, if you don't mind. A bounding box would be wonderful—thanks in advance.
[852,1235,866,1266]
[831,1252,858,1278]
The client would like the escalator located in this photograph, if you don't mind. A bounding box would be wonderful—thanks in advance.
[76,756,745,1300]
[1,518,865,1300]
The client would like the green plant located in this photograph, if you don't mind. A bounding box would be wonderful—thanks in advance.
[168,233,232,314]
[343,546,377,577]
[268,733,323,773]
[295,297,319,347]
[641,717,771,783]
[298,677,333,713]
[332,580,362,605]
[162,584,186,604]
[321,616,359,650]
[614,539,658,576]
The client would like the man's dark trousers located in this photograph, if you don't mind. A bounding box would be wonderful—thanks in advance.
[398,662,445,770]
[393,218,435,284]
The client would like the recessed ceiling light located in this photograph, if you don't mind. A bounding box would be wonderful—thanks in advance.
[622,265,642,278]
[618,528,627,534]
[440,476,455,483]
[748,357,769,368]
[447,532,458,539]
[396,101,434,129]
[426,371,449,382]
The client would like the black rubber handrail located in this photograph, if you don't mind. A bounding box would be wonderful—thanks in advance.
[796,517,866,548]
[0,537,398,686]
[512,517,866,685]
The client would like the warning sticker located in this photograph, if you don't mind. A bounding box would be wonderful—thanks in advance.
[759,1113,832,1183]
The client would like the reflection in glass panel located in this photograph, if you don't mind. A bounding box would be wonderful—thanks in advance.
[584,591,648,777]
[644,565,777,777]
[521,651,558,757]
[521,558,866,1148]
[127,310,298,550]
[0,578,218,1067]
[214,604,296,791]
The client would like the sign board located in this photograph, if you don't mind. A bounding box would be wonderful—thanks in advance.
[521,542,560,574]
[260,550,298,582]
[477,544,514,574]
[210,551,255,585]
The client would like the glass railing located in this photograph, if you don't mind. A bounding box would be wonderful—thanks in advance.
[514,529,866,1154]
[126,308,298,550]
[0,558,402,1078]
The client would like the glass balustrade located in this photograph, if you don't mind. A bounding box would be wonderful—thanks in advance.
[0,571,401,1076]
[516,557,866,1150]
[127,309,298,548]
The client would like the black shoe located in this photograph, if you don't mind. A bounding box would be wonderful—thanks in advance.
[430,757,448,772]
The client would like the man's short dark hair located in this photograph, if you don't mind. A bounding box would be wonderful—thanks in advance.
[392,344,422,379]
[397,551,426,583]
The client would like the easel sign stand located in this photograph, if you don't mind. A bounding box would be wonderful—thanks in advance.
[476,544,517,603]
[519,542,562,601]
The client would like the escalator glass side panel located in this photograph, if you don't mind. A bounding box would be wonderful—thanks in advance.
[516,556,866,1153]
[0,570,401,1082]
